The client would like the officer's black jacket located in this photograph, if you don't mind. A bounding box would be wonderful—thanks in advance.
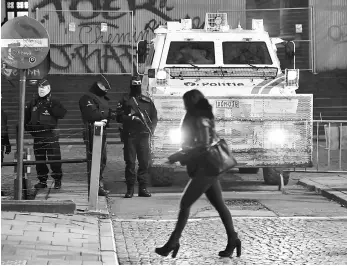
[116,94,158,134]
[79,82,111,125]
[1,108,10,145]
[24,95,67,136]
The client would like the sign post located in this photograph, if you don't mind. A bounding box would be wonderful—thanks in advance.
[1,16,50,200]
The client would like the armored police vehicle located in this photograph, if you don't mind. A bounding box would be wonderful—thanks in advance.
[137,13,313,186]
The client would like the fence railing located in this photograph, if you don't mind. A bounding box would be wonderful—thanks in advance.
[291,120,347,173]
[1,122,106,212]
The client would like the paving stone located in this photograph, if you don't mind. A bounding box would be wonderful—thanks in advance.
[52,232,84,239]
[113,218,347,265]
[7,235,34,242]
[23,231,53,238]
[2,228,24,235]
[25,260,49,265]
[15,214,43,223]
[40,226,69,233]
[1,212,16,220]
[82,261,103,265]
[42,217,71,225]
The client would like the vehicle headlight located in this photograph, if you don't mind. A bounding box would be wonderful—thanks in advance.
[285,69,299,87]
[267,128,286,145]
[169,128,181,144]
[156,69,168,87]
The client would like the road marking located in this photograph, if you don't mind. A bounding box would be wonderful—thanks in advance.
[1,38,49,48]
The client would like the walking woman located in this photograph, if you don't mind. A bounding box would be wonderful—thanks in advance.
[155,89,241,258]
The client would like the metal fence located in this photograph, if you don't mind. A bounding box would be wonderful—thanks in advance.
[218,7,314,72]
[35,10,134,75]
[291,120,347,173]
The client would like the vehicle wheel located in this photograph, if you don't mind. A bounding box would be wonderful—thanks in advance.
[239,168,259,174]
[263,168,289,186]
[149,166,174,187]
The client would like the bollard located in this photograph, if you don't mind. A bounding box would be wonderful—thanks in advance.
[88,121,104,211]
[13,148,31,200]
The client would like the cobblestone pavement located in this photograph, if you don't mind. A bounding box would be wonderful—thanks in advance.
[113,217,347,265]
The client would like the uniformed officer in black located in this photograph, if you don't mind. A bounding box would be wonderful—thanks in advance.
[1,107,11,164]
[1,106,11,196]
[79,74,115,196]
[24,79,67,189]
[116,75,158,198]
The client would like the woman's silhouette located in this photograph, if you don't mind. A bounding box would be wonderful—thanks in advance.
[155,89,241,258]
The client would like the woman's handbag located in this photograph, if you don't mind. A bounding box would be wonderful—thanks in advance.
[205,131,237,175]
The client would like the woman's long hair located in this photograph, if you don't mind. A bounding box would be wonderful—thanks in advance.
[180,89,214,147]
[182,89,214,119]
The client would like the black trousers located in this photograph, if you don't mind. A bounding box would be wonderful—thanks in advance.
[167,169,236,245]
[33,135,62,183]
[123,132,150,186]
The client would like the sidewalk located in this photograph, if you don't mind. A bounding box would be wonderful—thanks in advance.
[1,177,118,265]
[297,174,347,207]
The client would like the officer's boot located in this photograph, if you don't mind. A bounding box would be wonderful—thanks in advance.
[138,185,151,197]
[124,185,134,198]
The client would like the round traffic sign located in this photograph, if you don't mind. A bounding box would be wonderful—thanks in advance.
[1,16,50,69]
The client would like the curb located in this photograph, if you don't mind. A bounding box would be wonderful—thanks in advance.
[1,199,76,213]
[298,179,347,207]
[99,196,119,265]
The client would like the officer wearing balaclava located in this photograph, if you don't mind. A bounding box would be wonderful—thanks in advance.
[24,79,67,190]
[79,74,116,196]
[116,75,158,198]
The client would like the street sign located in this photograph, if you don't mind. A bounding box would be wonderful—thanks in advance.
[1,52,51,80]
[1,16,50,69]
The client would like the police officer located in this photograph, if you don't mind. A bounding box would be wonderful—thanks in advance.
[24,79,67,189]
[1,107,11,196]
[116,75,158,198]
[79,74,115,196]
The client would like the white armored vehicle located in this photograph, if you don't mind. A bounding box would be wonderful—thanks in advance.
[136,13,313,185]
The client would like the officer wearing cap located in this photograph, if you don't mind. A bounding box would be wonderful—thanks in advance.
[79,74,116,196]
[116,75,158,198]
[24,79,67,189]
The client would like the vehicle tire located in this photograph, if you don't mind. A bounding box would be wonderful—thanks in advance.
[263,168,290,186]
[239,168,259,174]
[149,166,174,187]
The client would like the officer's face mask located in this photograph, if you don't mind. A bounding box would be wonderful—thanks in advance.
[38,85,51,98]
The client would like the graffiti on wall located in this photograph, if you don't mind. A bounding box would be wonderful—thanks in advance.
[30,0,206,74]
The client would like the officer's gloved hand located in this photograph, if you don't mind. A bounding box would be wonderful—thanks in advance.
[101,119,108,127]
[108,108,117,120]
[5,144,11,154]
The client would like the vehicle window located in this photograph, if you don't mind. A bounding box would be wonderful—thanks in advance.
[166,42,215,64]
[223,42,272,65]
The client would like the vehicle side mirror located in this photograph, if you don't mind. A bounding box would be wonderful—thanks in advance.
[137,40,148,64]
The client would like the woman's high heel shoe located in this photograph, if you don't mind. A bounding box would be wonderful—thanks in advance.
[155,243,180,258]
[218,238,242,257]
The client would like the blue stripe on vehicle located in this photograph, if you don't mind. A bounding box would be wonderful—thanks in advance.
[260,77,286,94]
[251,79,272,94]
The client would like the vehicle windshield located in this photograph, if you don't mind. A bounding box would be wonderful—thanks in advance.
[166,41,215,65]
[223,42,272,65]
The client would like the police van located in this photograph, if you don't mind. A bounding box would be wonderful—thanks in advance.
[136,13,312,186]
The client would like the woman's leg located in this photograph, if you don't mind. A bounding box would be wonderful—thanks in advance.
[167,175,215,245]
[204,179,236,240]
[205,179,241,257]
